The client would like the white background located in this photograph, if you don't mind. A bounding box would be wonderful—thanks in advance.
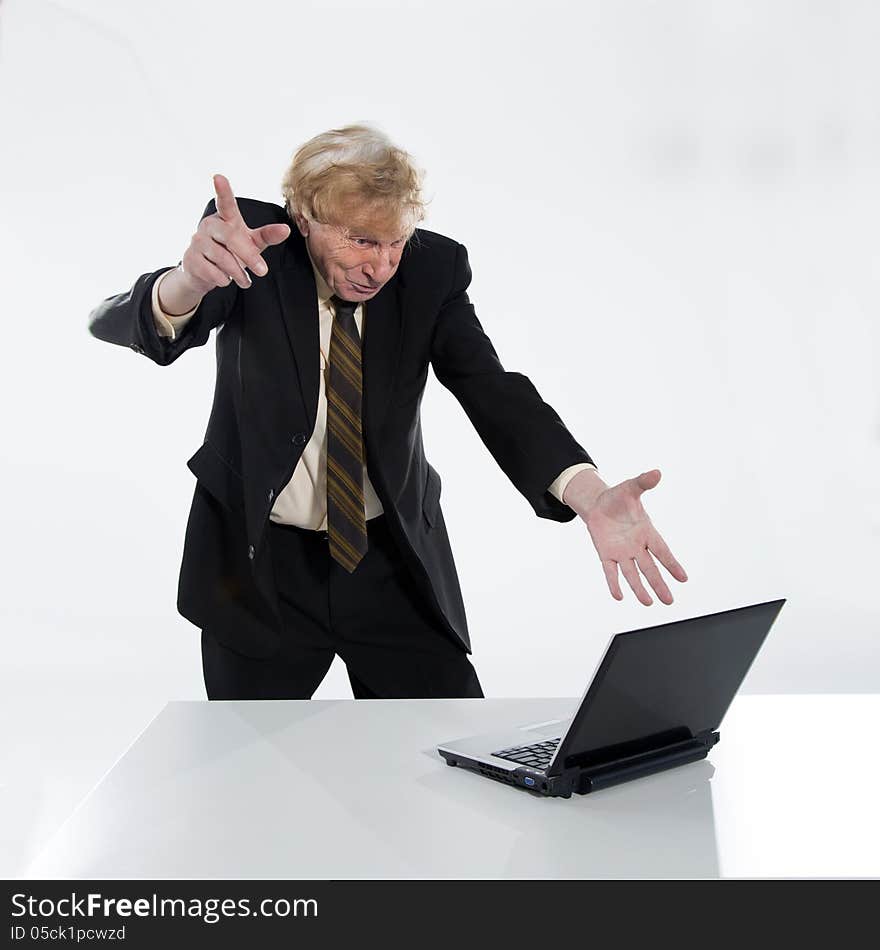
[1,0,878,874]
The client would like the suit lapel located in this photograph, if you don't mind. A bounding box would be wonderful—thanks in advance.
[275,233,321,435]
[362,275,403,443]
[274,226,405,444]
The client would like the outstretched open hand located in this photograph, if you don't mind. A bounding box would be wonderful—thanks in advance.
[570,469,688,606]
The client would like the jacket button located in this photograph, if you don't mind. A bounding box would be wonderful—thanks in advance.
[247,544,255,560]
[268,488,274,501]
[292,432,308,445]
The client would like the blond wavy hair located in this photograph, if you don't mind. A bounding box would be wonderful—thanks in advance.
[280,123,428,239]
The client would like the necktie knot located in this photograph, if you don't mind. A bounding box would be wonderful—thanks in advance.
[330,294,358,317]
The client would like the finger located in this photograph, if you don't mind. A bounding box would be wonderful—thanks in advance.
[634,549,674,605]
[182,245,240,290]
[205,214,270,278]
[252,222,292,251]
[601,559,624,601]
[202,237,252,289]
[646,530,688,583]
[619,559,653,606]
[199,219,256,285]
[232,223,293,278]
[212,173,245,225]
[631,469,661,497]
[227,232,268,277]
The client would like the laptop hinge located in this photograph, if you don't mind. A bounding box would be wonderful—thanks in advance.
[572,733,719,794]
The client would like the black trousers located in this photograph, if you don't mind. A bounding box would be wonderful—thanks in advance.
[201,514,483,700]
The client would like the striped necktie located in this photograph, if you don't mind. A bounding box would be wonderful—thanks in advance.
[326,294,368,572]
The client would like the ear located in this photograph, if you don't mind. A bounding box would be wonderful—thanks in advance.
[292,211,309,238]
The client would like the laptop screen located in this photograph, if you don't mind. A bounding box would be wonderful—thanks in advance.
[550,599,786,773]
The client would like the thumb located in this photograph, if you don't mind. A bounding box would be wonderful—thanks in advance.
[633,469,661,494]
[254,222,291,248]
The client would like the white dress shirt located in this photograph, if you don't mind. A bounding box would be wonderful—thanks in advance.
[151,254,596,528]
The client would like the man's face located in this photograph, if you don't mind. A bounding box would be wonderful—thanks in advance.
[293,210,407,302]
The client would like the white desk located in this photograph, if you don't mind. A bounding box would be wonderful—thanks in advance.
[23,695,880,879]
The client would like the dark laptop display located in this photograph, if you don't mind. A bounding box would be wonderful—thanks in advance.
[437,599,786,798]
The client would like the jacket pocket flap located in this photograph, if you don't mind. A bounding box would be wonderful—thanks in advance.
[186,441,244,511]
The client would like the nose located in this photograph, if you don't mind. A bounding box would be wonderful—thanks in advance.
[362,248,398,284]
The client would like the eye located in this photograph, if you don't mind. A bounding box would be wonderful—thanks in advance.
[352,238,373,247]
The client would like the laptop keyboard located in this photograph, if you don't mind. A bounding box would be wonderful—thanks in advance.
[492,737,561,770]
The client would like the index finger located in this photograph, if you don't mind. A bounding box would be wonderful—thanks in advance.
[212,173,244,224]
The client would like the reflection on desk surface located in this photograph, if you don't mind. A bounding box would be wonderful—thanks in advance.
[423,758,719,878]
[25,698,725,879]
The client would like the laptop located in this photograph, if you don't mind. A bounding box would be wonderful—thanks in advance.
[437,599,786,798]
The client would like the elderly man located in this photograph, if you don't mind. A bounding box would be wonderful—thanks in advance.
[89,123,687,700]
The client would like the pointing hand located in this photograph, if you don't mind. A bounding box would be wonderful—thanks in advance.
[178,173,291,296]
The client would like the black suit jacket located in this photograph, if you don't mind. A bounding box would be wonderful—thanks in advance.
[88,197,596,658]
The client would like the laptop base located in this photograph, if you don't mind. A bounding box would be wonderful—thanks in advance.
[439,732,720,798]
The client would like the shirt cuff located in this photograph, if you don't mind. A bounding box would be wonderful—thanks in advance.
[151,267,199,341]
[547,462,598,505]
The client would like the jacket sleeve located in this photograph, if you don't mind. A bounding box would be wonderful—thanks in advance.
[429,241,597,522]
[87,198,239,366]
